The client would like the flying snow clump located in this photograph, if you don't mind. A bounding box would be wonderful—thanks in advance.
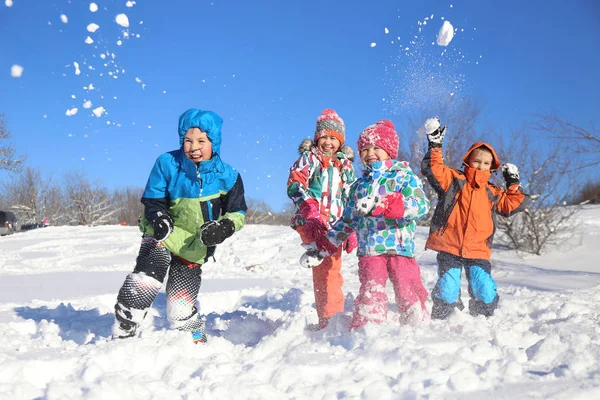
[87,23,99,32]
[92,106,105,117]
[10,64,23,77]
[89,3,98,12]
[436,20,454,46]
[60,14,68,23]
[115,14,130,28]
[5,0,13,7]
[66,107,78,116]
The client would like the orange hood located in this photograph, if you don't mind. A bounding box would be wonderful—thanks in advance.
[462,142,501,171]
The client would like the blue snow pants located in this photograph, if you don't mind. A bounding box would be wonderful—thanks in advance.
[431,251,499,319]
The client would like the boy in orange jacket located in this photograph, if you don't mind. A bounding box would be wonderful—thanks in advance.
[421,117,528,319]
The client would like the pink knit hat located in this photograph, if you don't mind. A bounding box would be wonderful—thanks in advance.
[357,119,398,159]
[314,109,345,145]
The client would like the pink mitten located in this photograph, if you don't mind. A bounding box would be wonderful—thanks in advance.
[300,200,327,241]
[343,231,358,253]
[316,235,338,256]
[304,218,328,242]
[371,193,405,219]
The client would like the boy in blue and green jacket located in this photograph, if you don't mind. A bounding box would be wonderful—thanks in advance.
[113,109,247,343]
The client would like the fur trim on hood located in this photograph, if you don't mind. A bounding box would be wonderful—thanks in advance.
[297,139,355,161]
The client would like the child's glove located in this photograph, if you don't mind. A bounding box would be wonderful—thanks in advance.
[300,199,327,241]
[299,236,338,268]
[371,193,405,219]
[501,163,520,188]
[199,219,235,247]
[153,212,173,242]
[355,196,382,217]
[356,193,405,219]
[343,232,358,253]
[424,117,447,148]
[299,247,325,269]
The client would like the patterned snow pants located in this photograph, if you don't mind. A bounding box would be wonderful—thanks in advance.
[114,236,205,333]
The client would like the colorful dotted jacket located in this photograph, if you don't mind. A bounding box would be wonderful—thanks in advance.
[327,159,430,257]
[139,109,247,264]
[287,140,357,228]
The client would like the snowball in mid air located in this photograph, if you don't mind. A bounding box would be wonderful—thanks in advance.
[11,64,23,77]
[87,23,99,32]
[436,20,454,46]
[115,14,129,28]
[92,106,105,117]
[60,14,68,23]
[5,0,13,7]
[89,3,98,12]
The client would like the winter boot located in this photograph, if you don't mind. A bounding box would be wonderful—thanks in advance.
[431,297,464,320]
[112,319,137,339]
[468,296,499,317]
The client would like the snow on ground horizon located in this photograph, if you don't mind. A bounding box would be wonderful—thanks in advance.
[0,206,599,399]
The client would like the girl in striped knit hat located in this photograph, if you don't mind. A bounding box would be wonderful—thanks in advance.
[287,109,357,329]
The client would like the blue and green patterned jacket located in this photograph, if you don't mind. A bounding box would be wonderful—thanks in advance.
[327,159,430,257]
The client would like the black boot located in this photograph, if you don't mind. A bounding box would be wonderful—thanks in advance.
[431,297,464,320]
[468,295,499,317]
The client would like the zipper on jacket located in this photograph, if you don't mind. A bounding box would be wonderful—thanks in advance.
[196,168,203,196]
[459,186,476,257]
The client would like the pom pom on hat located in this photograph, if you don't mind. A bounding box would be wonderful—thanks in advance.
[314,109,345,145]
[357,119,399,159]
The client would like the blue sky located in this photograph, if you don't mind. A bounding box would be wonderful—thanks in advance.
[1,0,598,211]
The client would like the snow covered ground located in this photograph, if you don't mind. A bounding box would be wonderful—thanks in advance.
[0,206,599,399]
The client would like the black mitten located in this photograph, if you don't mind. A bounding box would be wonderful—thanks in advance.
[153,212,174,242]
[199,219,235,247]
[501,163,520,188]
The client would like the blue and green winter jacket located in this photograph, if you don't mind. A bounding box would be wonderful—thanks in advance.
[140,109,247,264]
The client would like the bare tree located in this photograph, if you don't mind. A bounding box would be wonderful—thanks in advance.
[245,198,294,226]
[532,113,599,170]
[64,170,119,226]
[570,180,600,205]
[245,197,275,225]
[0,167,63,225]
[111,186,144,226]
[494,127,583,255]
[0,114,25,172]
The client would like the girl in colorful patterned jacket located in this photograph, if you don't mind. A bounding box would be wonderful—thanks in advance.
[303,120,431,329]
[113,109,247,343]
[287,109,357,330]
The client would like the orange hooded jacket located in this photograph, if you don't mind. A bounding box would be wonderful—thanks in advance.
[421,142,528,260]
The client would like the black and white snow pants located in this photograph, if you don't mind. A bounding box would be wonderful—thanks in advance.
[114,236,205,332]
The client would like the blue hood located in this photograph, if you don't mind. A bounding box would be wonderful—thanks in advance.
[178,109,224,154]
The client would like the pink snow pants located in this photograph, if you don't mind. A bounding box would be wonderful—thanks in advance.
[350,254,428,330]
